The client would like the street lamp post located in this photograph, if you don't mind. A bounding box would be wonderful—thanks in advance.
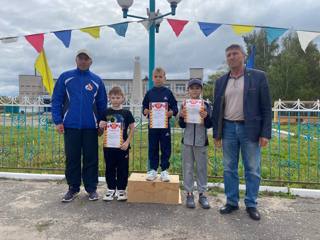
[117,0,182,90]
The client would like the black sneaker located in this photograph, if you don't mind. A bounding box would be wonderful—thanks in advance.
[198,194,210,209]
[61,190,79,203]
[186,193,195,208]
[88,191,99,201]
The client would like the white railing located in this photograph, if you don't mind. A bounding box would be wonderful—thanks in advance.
[273,99,320,112]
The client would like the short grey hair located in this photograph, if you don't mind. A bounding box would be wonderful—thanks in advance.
[225,44,246,55]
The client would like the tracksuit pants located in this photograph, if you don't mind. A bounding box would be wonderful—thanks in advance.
[148,128,171,171]
[104,148,129,190]
[64,128,98,193]
[182,144,208,193]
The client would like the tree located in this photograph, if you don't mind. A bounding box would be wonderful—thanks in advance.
[243,30,279,72]
[243,30,320,101]
[203,71,226,102]
[268,33,320,100]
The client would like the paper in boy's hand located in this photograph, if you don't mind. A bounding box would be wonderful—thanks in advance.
[185,99,204,124]
[103,122,123,148]
[149,102,168,129]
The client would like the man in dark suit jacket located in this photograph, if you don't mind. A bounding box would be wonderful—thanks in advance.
[212,44,272,220]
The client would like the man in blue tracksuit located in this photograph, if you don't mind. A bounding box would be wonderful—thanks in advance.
[52,49,107,202]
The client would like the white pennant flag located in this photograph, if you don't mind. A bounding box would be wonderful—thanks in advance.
[1,37,18,44]
[140,20,151,31]
[297,31,320,52]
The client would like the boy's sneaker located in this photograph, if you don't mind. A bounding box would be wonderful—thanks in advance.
[186,193,195,209]
[160,170,170,182]
[88,191,99,201]
[146,170,157,181]
[102,189,116,201]
[117,190,127,201]
[198,194,210,209]
[61,190,79,203]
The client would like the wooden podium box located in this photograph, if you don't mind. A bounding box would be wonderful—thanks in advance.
[127,173,182,205]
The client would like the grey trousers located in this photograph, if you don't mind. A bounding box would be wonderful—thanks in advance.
[182,144,208,194]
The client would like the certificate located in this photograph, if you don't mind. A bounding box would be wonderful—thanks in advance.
[185,99,204,124]
[103,122,123,148]
[149,102,168,129]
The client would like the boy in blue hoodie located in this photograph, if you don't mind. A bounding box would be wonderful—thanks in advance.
[142,67,178,182]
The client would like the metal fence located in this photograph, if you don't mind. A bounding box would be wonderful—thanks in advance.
[0,97,319,187]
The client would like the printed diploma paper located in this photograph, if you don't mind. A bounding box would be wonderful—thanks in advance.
[103,122,123,148]
[185,99,204,124]
[149,102,168,129]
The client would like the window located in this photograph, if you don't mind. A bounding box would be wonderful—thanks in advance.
[175,84,186,94]
[164,84,171,90]
[105,85,111,95]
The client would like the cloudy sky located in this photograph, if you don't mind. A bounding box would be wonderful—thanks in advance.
[0,0,320,96]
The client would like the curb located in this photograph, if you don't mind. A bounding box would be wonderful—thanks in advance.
[1,172,320,199]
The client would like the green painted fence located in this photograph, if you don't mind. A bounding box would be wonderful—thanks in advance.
[0,97,319,187]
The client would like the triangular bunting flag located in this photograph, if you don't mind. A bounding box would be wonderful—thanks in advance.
[1,37,18,44]
[140,20,151,31]
[231,25,255,35]
[54,30,72,48]
[297,31,320,52]
[108,22,129,37]
[80,27,100,39]
[198,22,221,37]
[167,19,189,37]
[35,50,54,95]
[265,27,287,44]
[25,33,44,53]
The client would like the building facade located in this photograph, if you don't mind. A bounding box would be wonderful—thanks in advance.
[19,58,204,106]
[19,75,48,100]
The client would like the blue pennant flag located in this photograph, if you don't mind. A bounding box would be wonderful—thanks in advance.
[198,22,221,37]
[265,27,287,44]
[109,22,129,37]
[54,30,71,48]
[246,45,256,68]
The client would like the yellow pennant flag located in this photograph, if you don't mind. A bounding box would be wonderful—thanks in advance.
[35,50,54,95]
[231,25,255,35]
[80,26,100,39]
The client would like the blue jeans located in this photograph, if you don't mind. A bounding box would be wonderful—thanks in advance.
[222,121,261,208]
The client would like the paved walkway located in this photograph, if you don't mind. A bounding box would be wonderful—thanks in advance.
[0,179,319,240]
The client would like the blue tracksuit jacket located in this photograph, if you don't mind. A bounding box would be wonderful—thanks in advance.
[51,68,107,129]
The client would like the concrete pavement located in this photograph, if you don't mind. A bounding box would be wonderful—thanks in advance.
[0,179,319,240]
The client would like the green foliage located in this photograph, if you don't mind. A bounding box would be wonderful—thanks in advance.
[243,29,279,72]
[207,30,320,101]
[203,71,226,101]
[245,30,320,101]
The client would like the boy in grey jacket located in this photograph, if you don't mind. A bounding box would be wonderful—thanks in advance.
[179,78,212,209]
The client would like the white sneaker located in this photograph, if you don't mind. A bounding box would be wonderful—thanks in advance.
[160,170,170,182]
[102,189,116,201]
[117,190,127,201]
[146,170,157,181]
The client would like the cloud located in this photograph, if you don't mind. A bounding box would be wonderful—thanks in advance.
[0,0,320,96]
[0,85,19,96]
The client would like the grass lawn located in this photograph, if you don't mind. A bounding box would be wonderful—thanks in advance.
[0,121,319,188]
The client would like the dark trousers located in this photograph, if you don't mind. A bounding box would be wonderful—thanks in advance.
[104,148,129,190]
[64,128,98,193]
[148,128,171,171]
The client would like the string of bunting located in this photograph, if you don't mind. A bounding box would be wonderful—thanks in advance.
[1,19,319,96]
